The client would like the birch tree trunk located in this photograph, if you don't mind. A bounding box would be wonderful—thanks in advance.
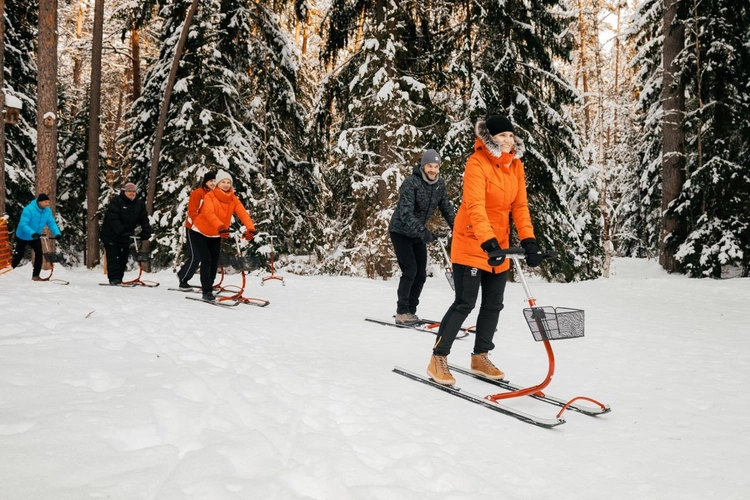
[660,0,686,272]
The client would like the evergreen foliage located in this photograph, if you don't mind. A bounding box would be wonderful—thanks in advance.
[621,0,664,259]
[2,0,38,223]
[318,0,602,281]
[316,0,441,277]
[123,0,322,267]
[671,0,750,277]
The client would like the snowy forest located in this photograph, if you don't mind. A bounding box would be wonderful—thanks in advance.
[1,0,748,281]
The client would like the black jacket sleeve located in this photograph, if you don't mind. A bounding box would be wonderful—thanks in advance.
[437,180,455,230]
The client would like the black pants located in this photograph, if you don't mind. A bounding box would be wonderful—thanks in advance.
[11,238,43,277]
[390,232,428,314]
[102,238,130,282]
[177,228,201,284]
[433,263,508,356]
[191,232,221,294]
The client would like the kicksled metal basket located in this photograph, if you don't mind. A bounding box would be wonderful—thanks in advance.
[523,306,585,342]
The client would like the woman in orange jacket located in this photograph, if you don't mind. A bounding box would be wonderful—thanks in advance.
[190,169,256,301]
[176,170,216,289]
[427,115,544,386]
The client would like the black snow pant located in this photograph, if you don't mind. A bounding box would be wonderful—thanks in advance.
[11,238,43,277]
[433,263,508,356]
[102,237,130,283]
[191,232,221,295]
[390,231,428,315]
[177,228,201,285]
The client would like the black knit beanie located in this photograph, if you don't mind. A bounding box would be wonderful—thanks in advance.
[202,171,217,186]
[36,193,50,203]
[486,115,515,135]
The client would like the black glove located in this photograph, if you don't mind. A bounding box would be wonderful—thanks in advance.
[521,238,543,267]
[421,230,436,244]
[53,234,62,240]
[122,231,134,239]
[140,233,152,241]
[31,233,40,239]
[481,238,505,267]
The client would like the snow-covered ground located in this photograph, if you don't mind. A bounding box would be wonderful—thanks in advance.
[1,258,748,499]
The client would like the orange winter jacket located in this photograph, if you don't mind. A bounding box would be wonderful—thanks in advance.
[191,187,255,237]
[450,138,535,273]
[185,186,211,229]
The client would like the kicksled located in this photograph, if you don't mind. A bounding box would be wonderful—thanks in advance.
[185,233,270,308]
[393,247,610,428]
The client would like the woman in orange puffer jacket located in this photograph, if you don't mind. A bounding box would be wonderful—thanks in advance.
[190,169,256,301]
[426,114,544,386]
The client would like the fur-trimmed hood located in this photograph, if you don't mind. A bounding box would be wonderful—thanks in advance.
[475,119,525,159]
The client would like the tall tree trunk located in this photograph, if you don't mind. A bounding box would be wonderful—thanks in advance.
[146,0,200,217]
[71,1,85,117]
[36,0,58,206]
[131,28,142,102]
[577,0,591,136]
[85,0,104,268]
[660,0,686,272]
[0,0,6,216]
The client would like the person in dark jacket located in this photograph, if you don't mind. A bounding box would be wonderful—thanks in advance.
[11,193,62,280]
[388,149,455,325]
[100,182,152,285]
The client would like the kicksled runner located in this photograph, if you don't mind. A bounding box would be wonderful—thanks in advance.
[394,247,610,428]
[185,232,270,308]
[365,317,472,340]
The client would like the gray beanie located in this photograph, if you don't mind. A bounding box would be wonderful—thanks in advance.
[215,169,233,185]
[420,149,441,167]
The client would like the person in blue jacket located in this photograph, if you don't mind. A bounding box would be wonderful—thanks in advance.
[11,193,62,280]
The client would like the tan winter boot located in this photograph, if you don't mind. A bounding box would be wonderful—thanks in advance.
[427,355,456,386]
[470,352,505,380]
[395,313,419,326]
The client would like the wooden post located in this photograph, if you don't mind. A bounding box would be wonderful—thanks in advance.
[0,0,6,216]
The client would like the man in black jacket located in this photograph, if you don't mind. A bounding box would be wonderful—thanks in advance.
[100,182,152,285]
[388,149,455,325]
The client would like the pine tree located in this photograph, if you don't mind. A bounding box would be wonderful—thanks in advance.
[2,0,38,223]
[316,0,441,277]
[671,0,750,277]
[123,0,322,266]
[622,0,663,259]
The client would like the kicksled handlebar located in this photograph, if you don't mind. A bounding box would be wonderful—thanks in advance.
[495,247,558,261]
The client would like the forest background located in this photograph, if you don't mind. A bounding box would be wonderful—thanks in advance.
[1,0,748,282]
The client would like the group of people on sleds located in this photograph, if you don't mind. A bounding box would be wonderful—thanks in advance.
[11,114,545,387]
